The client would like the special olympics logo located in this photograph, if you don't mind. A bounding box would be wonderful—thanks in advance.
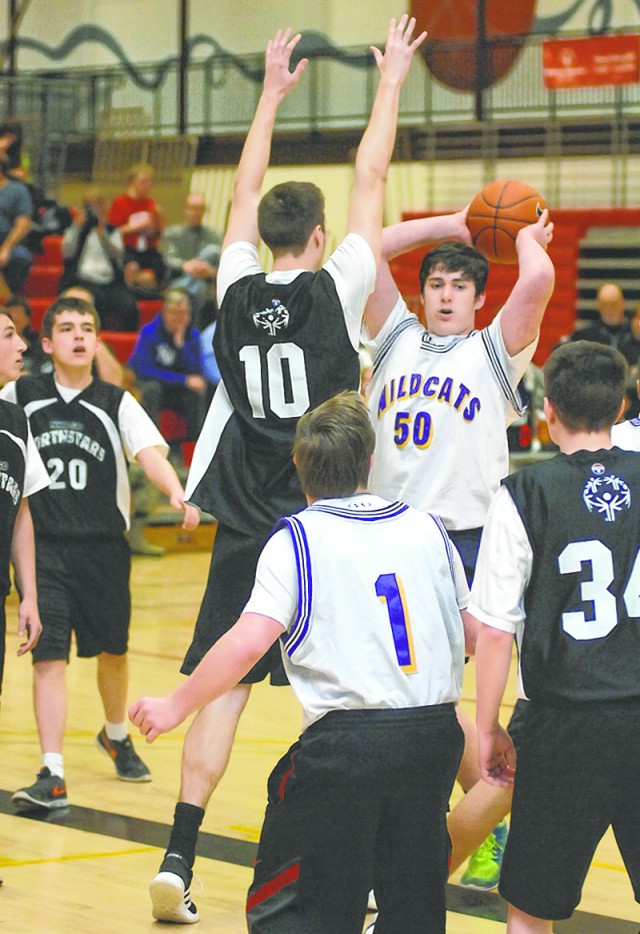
[583,473,631,522]
[253,300,290,336]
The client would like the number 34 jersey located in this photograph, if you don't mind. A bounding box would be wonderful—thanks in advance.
[473,447,640,704]
[5,374,165,539]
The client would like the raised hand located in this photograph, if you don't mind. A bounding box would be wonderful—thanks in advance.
[517,207,554,252]
[263,28,308,101]
[370,14,428,85]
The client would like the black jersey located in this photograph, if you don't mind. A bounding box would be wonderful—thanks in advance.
[189,270,360,535]
[15,374,129,540]
[0,400,29,595]
[504,448,640,703]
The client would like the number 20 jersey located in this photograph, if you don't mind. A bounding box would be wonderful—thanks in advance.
[504,447,640,703]
[14,374,130,539]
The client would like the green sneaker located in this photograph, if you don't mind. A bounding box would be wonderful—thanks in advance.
[460,819,508,890]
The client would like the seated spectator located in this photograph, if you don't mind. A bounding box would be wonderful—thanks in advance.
[59,187,139,331]
[163,192,221,321]
[0,156,33,296]
[108,163,167,294]
[128,288,208,452]
[570,282,634,361]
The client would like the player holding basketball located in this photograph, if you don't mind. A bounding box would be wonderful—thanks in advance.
[472,341,640,932]
[362,203,554,891]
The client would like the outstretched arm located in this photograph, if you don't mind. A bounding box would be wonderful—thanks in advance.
[500,209,555,356]
[130,612,283,741]
[135,445,200,530]
[222,29,308,250]
[347,15,427,266]
[364,207,471,338]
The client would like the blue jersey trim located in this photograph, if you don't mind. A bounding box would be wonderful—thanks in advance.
[307,501,409,521]
[480,328,527,415]
[275,516,313,657]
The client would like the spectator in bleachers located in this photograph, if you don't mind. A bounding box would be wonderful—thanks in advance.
[4,295,51,377]
[570,282,634,361]
[162,192,221,324]
[108,163,167,295]
[0,155,33,296]
[128,287,208,454]
[59,188,140,332]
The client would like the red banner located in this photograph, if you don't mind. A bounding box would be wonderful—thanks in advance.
[543,35,640,90]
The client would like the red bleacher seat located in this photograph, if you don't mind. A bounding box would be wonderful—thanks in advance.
[100,330,137,365]
[24,265,61,297]
[28,296,54,331]
[159,408,189,443]
[137,299,163,326]
[34,235,63,267]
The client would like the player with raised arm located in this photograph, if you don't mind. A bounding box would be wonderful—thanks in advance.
[362,205,554,892]
[147,18,426,925]
[472,341,640,933]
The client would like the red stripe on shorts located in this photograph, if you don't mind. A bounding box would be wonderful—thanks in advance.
[246,862,300,913]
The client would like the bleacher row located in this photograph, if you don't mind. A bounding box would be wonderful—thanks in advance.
[22,235,194,453]
[23,235,161,365]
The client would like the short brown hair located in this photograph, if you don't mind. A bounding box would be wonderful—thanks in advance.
[258,182,325,256]
[294,392,375,500]
[42,297,100,338]
[544,340,626,432]
[127,162,155,182]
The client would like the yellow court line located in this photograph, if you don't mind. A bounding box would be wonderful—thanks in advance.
[0,845,157,869]
[591,859,627,874]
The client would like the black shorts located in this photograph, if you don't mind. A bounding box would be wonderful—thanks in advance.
[499,698,640,920]
[33,537,131,662]
[181,523,288,685]
[247,704,464,934]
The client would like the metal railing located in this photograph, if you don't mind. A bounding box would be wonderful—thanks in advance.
[3,29,640,191]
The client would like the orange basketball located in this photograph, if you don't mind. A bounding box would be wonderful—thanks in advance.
[467,179,548,264]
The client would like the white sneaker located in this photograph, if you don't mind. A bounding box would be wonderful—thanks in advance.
[150,870,200,924]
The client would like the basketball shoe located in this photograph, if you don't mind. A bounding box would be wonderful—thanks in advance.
[96,728,151,781]
[12,767,69,810]
[150,853,200,924]
[460,819,509,890]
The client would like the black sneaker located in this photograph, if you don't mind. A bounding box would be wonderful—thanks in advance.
[12,767,69,810]
[96,728,152,782]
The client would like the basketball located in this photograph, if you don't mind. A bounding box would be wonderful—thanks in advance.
[467,179,548,264]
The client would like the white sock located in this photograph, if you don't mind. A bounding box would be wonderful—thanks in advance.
[43,753,64,779]
[105,720,128,742]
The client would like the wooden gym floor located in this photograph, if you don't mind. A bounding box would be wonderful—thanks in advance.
[0,538,638,932]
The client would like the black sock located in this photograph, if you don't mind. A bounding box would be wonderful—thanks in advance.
[160,802,205,883]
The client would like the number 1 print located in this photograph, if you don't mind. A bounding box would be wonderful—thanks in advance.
[375,573,417,673]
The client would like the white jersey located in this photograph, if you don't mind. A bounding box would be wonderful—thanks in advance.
[244,494,468,729]
[365,298,536,531]
[612,418,640,452]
